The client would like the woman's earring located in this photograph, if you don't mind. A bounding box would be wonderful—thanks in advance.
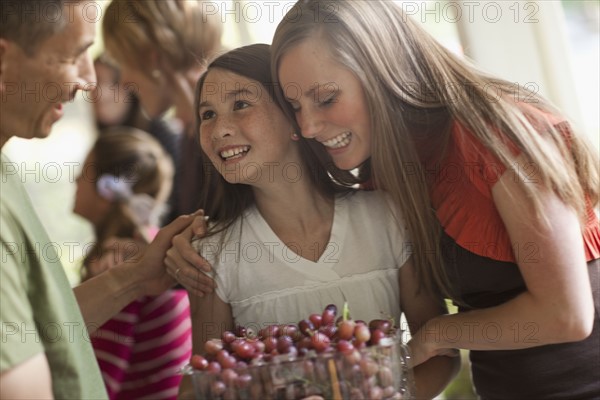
[151,69,161,79]
[291,132,300,141]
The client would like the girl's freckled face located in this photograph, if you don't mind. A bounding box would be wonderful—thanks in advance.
[198,68,298,185]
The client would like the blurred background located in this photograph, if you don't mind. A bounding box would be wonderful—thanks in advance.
[2,1,598,398]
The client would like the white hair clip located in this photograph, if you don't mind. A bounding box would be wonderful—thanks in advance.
[96,173,166,232]
[96,174,134,201]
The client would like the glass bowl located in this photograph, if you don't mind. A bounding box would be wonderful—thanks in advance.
[181,335,414,400]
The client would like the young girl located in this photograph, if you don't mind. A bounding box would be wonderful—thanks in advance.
[177,44,459,400]
[269,1,600,398]
[74,128,191,400]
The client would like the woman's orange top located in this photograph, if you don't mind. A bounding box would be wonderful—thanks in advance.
[428,120,599,263]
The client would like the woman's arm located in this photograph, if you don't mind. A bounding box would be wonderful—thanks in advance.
[409,154,595,366]
[400,261,461,399]
[178,291,233,400]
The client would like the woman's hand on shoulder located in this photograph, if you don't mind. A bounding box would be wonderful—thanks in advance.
[165,212,217,297]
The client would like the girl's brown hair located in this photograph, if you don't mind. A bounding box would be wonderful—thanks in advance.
[194,44,349,237]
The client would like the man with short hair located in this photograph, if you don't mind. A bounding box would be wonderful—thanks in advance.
[0,1,195,398]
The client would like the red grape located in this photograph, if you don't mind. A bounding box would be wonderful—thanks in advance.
[252,339,265,354]
[280,324,300,341]
[206,361,222,374]
[309,313,322,329]
[354,324,371,344]
[310,332,330,353]
[221,368,238,385]
[369,329,386,345]
[234,325,247,337]
[379,366,394,387]
[190,304,407,400]
[344,349,362,365]
[336,339,354,354]
[277,335,294,354]
[230,339,244,353]
[321,304,337,326]
[297,336,312,349]
[216,350,234,366]
[190,354,209,370]
[319,324,338,339]
[338,319,356,341]
[235,341,255,359]
[369,319,392,334]
[298,319,315,336]
[222,330,236,344]
[211,380,226,395]
[260,325,279,338]
[263,336,277,353]
[360,358,379,377]
[205,339,224,356]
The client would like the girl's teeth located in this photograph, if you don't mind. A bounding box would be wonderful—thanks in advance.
[220,146,250,159]
[323,132,351,149]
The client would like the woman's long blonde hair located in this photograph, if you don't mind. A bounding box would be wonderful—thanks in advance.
[272,0,599,299]
[102,0,223,77]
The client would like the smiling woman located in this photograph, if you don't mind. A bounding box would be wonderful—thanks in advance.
[278,38,372,171]
[270,1,600,399]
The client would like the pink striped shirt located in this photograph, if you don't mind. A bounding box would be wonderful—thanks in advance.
[91,290,191,400]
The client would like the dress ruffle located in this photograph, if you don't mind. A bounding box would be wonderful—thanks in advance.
[583,205,600,260]
[429,122,600,263]
[430,133,515,262]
